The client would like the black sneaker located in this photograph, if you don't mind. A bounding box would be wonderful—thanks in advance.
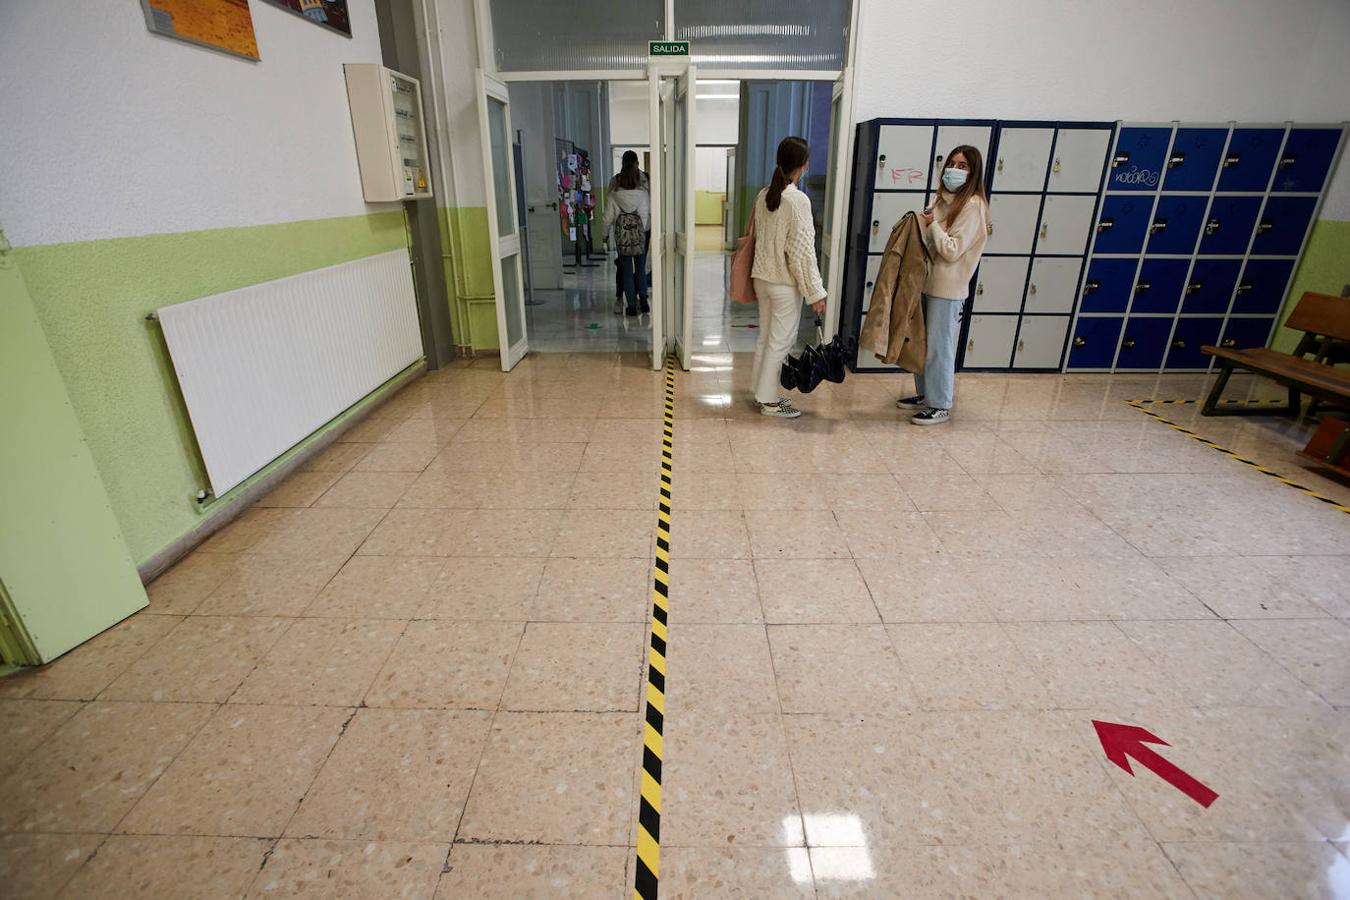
[638,297,650,314]
[911,408,950,426]
[626,306,639,317]
[895,395,927,410]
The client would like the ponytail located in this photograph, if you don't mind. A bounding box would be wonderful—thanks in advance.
[765,136,810,213]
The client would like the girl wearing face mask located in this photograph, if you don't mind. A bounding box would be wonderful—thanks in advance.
[896,145,989,425]
[749,136,827,419]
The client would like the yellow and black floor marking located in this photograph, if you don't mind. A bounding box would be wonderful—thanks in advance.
[1125,399,1350,515]
[635,355,676,900]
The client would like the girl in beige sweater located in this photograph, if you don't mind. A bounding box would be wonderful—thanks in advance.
[896,145,989,425]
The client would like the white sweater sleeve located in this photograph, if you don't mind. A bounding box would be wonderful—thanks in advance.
[927,201,986,263]
[785,196,827,303]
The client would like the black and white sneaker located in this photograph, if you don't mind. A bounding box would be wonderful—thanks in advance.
[759,399,802,419]
[613,299,624,314]
[895,395,927,410]
[910,408,950,426]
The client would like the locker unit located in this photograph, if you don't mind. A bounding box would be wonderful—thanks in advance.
[841,118,1113,373]
[1068,121,1347,372]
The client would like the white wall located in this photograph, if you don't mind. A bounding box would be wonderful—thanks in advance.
[426,0,488,210]
[0,1,389,247]
[696,148,728,193]
[853,0,1350,216]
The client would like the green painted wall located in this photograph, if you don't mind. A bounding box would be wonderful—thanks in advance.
[696,191,725,226]
[438,206,498,350]
[1273,219,1350,352]
[14,212,408,565]
[2,230,147,662]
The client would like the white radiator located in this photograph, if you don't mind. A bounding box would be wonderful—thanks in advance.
[157,249,423,497]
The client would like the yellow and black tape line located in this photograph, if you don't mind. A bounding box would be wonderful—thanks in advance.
[635,355,676,900]
[1125,400,1350,515]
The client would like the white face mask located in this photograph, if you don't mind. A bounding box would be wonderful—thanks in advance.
[942,167,969,192]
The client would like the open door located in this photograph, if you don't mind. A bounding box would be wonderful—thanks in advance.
[647,67,665,370]
[476,71,529,370]
[822,70,852,337]
[669,67,697,370]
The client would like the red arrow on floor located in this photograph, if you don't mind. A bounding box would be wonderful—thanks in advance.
[1092,720,1219,808]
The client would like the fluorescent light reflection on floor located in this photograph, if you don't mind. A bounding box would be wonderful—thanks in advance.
[783,814,876,884]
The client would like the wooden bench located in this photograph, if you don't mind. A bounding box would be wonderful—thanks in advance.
[1201,292,1350,417]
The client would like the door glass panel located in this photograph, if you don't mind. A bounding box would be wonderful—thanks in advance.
[488,97,516,236]
[675,0,848,70]
[489,0,664,71]
[501,256,525,347]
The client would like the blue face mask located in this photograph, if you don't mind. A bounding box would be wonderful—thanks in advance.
[942,167,968,192]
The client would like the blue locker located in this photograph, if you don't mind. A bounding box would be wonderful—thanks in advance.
[1109,127,1170,192]
[1079,258,1136,313]
[1131,258,1190,314]
[1197,196,1262,255]
[1166,318,1224,369]
[1146,196,1206,255]
[1271,128,1341,193]
[1116,317,1173,369]
[1219,317,1277,351]
[1094,196,1153,253]
[1217,128,1283,192]
[1182,259,1241,314]
[1067,316,1124,368]
[1252,196,1317,256]
[1163,128,1226,192]
[1232,258,1296,315]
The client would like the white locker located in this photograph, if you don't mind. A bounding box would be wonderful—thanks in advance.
[1047,129,1112,193]
[986,194,1042,254]
[972,257,1029,313]
[935,125,993,177]
[1023,258,1082,313]
[992,128,1054,191]
[875,125,935,190]
[861,256,883,313]
[1036,195,1098,255]
[964,315,1018,368]
[1013,316,1071,368]
[868,193,929,253]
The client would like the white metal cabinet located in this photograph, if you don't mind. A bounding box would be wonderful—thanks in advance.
[1048,129,1113,193]
[986,194,1042,254]
[993,128,1054,191]
[344,64,434,202]
[1013,316,1071,368]
[1036,195,1098,255]
[964,315,1018,368]
[1024,258,1082,313]
[875,125,936,190]
[973,257,1029,313]
[935,125,994,176]
[868,193,928,253]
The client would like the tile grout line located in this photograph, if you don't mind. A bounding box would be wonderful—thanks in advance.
[633,356,676,900]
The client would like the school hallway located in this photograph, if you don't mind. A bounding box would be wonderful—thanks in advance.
[4,352,1348,898]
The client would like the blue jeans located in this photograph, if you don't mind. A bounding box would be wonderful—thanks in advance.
[617,251,649,309]
[912,293,963,410]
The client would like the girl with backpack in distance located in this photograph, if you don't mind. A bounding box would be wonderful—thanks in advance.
[750,136,827,419]
[895,145,989,425]
[604,156,652,317]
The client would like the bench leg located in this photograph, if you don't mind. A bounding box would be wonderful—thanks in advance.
[1201,364,1234,416]
[1287,384,1302,419]
[1200,364,1304,417]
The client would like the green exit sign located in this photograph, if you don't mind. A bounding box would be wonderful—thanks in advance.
[649,41,689,57]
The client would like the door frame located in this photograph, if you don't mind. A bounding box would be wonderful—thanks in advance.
[476,69,529,370]
[672,66,697,370]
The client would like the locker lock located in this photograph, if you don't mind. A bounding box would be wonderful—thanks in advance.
[1083,279,1100,295]
[1278,153,1297,169]
[872,220,880,235]
[987,223,994,236]
[976,283,984,295]
[1149,218,1169,235]
[1172,338,1187,349]
[1122,337,1137,349]
[1223,152,1241,168]
[1096,218,1115,234]
[1134,280,1152,294]
[1052,158,1062,174]
[877,153,887,169]
[1017,339,1025,353]
[936,153,945,165]
[1256,220,1273,235]
[1040,223,1048,239]
[1072,335,1086,348]
[1205,218,1221,235]
[1028,283,1038,295]
[1186,281,1203,294]
[997,158,1005,173]
[866,280,875,289]
[1111,152,1131,168]
[1221,338,1238,348]
[1167,152,1187,168]
[1236,282,1253,294]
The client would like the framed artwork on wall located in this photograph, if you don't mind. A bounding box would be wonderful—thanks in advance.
[140,0,260,61]
[258,0,352,38]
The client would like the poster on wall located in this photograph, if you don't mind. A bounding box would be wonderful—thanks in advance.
[258,0,352,38]
[140,0,260,61]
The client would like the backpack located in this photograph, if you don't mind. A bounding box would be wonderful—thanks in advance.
[614,209,645,257]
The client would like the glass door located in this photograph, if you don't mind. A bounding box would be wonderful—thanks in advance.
[646,66,666,370]
[822,70,851,336]
[476,71,529,371]
[670,67,697,370]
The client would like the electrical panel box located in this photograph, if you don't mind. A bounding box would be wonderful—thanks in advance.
[344,63,433,202]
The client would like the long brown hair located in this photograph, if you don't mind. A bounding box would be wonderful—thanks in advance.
[766,136,810,212]
[937,145,986,228]
[616,153,642,190]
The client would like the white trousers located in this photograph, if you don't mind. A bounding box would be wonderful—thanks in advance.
[750,278,804,404]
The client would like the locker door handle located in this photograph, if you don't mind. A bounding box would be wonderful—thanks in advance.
[1122,337,1137,349]
[866,281,875,289]
[987,223,994,236]
[1096,219,1115,233]
[1221,338,1238,348]
[1149,219,1168,235]
[1028,283,1038,296]
[1205,218,1221,235]
[1083,279,1100,295]
[936,153,945,166]
[1236,282,1253,294]
[1040,223,1048,240]
[872,220,880,235]
[1186,282,1203,294]
[976,283,984,295]
[1017,339,1025,352]
[1072,336,1086,348]
[1172,339,1186,349]
[1167,152,1186,169]
[1052,158,1062,174]
[877,153,887,170]
[1256,220,1273,235]
[1134,281,1152,294]
[1112,152,1131,168]
[997,158,1005,173]
[1223,153,1241,168]
[967,339,974,351]
[1279,154,1297,169]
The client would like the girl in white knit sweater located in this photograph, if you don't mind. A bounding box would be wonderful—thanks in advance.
[749,136,828,419]
[896,145,989,425]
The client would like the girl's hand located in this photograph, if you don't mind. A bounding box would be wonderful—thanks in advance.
[811,299,827,315]
[920,209,935,226]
